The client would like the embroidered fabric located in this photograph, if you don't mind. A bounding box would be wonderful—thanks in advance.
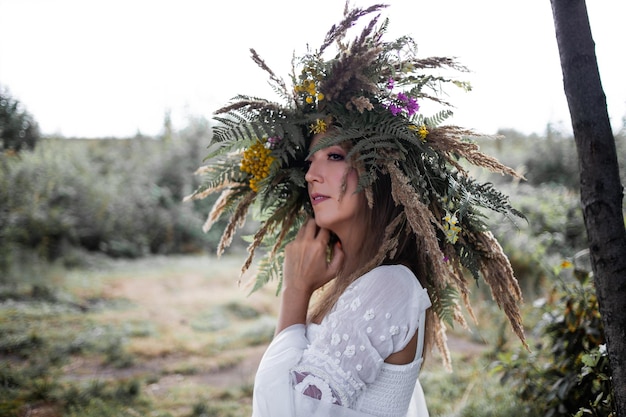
[291,265,431,416]
[251,324,430,417]
[354,319,426,416]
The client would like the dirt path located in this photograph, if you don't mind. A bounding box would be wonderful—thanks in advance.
[69,256,488,393]
[53,254,489,417]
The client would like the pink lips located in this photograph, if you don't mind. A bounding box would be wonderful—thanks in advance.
[309,193,330,206]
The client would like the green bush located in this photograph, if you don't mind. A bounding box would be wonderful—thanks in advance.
[493,124,626,192]
[0,122,228,282]
[510,185,586,256]
[524,133,580,189]
[0,86,40,153]
[494,262,615,417]
[483,182,587,299]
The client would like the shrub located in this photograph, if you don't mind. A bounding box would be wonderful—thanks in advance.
[0,86,40,153]
[494,260,615,417]
[0,126,225,281]
[483,182,587,299]
[523,130,580,189]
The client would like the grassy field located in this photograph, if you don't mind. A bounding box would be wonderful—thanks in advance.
[0,254,528,417]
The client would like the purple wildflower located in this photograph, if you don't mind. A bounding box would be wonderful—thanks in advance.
[406,97,419,116]
[386,77,395,90]
[267,136,281,148]
[388,104,402,116]
[397,92,408,103]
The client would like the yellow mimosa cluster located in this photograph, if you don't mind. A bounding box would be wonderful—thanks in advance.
[295,66,325,105]
[240,139,274,192]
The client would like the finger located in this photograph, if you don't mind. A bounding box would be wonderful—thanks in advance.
[295,217,315,240]
[328,241,345,275]
[315,226,331,242]
[302,217,319,239]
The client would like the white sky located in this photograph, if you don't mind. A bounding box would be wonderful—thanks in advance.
[0,0,624,138]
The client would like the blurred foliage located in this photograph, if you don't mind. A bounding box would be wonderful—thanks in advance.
[477,123,625,296]
[524,136,580,189]
[491,122,626,190]
[493,262,615,417]
[0,117,240,284]
[419,353,523,417]
[488,183,587,295]
[0,86,40,153]
[457,124,622,417]
[0,287,148,417]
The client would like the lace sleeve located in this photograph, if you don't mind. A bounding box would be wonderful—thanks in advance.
[291,265,431,408]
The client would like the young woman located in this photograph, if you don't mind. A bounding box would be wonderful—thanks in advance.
[186,4,527,417]
[251,131,433,416]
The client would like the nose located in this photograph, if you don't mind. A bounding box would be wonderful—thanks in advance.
[305,159,322,184]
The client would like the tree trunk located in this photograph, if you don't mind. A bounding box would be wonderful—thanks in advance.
[551,0,626,415]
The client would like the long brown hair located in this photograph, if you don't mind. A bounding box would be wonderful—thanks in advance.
[308,166,434,355]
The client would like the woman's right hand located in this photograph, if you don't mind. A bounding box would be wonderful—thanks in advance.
[275,218,344,334]
[283,218,344,295]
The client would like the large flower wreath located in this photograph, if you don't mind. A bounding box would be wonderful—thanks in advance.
[186,3,528,367]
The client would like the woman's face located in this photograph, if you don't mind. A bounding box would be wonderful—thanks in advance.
[305,133,367,237]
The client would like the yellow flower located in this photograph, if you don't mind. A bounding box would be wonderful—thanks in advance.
[418,125,428,141]
[306,80,316,95]
[310,119,327,134]
[560,260,573,269]
[443,212,457,225]
[240,139,275,192]
[443,212,461,244]
[408,124,428,142]
[294,68,324,106]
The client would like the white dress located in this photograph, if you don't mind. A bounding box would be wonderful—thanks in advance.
[252,265,432,417]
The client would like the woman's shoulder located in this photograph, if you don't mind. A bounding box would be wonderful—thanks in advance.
[357,264,423,291]
[343,264,428,307]
[372,264,418,279]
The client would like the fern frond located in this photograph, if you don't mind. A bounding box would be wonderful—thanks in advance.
[249,252,284,294]
[452,175,525,222]
[424,110,453,127]
[428,284,459,328]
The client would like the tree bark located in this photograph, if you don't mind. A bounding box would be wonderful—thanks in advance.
[551,0,626,415]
